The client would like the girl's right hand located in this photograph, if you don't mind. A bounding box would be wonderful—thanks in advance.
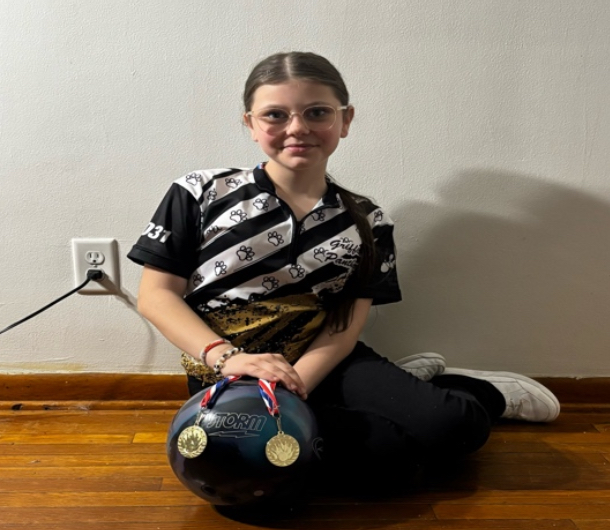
[220,352,308,400]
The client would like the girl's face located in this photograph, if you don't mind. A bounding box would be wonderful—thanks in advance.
[245,80,354,179]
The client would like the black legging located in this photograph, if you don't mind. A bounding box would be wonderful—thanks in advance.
[306,342,505,477]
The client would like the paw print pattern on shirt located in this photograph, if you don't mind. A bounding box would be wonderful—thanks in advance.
[268,231,284,247]
[236,246,255,261]
[311,211,326,222]
[207,190,218,202]
[215,261,228,276]
[289,264,306,279]
[205,225,220,238]
[186,173,202,185]
[230,209,247,223]
[313,248,326,262]
[380,254,396,273]
[374,210,384,223]
[262,276,280,291]
[313,247,339,263]
[192,273,204,286]
[254,198,269,211]
[225,177,241,188]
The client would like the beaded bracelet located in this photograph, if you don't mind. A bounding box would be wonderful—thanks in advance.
[199,339,230,367]
[213,347,243,377]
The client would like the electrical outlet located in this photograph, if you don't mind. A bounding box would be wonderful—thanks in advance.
[71,238,120,294]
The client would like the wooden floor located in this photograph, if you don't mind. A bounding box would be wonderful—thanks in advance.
[0,401,609,530]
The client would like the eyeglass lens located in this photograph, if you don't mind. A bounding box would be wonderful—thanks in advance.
[253,106,337,132]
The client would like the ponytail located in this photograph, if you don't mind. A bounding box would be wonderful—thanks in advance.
[326,183,376,333]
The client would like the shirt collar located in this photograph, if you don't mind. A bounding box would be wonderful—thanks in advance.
[253,164,341,209]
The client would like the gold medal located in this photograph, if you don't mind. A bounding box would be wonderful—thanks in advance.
[265,432,300,467]
[177,425,208,459]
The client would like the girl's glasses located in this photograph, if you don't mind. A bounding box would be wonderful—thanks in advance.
[246,105,348,134]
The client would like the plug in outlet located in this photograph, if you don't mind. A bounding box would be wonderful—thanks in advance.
[72,238,120,294]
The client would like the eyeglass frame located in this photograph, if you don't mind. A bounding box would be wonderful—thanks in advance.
[245,105,350,133]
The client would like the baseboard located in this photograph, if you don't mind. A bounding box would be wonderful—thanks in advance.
[0,373,608,405]
[0,373,190,402]
[535,377,610,405]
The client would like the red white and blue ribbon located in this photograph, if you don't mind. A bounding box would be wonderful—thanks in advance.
[199,375,240,409]
[258,379,280,417]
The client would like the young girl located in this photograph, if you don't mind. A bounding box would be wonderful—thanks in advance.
[128,51,559,483]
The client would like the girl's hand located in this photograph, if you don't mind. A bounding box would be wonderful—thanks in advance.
[221,352,308,400]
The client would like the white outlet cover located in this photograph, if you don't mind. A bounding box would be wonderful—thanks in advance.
[71,238,120,294]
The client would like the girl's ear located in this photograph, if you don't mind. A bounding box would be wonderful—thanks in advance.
[243,113,259,142]
[340,106,355,138]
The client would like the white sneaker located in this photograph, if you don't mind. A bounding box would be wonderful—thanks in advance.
[441,368,560,422]
[395,352,446,381]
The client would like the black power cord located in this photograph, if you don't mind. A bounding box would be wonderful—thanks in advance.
[0,269,105,336]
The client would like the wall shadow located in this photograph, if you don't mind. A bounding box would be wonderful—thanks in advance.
[363,169,610,376]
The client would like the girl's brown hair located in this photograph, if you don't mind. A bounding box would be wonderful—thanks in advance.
[244,52,376,332]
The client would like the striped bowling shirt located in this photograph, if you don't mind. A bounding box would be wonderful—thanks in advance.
[128,165,401,382]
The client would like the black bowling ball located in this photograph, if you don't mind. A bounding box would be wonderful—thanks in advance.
[167,378,322,506]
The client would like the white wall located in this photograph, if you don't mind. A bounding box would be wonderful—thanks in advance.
[1,0,609,376]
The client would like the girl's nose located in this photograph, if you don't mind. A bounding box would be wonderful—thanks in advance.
[285,113,310,135]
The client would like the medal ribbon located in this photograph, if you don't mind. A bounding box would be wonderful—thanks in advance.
[258,378,301,467]
[258,379,280,417]
[199,375,241,409]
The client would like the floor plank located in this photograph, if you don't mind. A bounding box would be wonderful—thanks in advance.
[0,402,606,529]
[574,522,610,530]
[2,518,577,530]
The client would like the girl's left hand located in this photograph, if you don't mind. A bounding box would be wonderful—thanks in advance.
[218,352,308,400]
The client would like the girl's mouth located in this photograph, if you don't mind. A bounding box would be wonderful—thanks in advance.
[283,144,315,153]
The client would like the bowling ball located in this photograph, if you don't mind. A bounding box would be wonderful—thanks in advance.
[167,378,323,506]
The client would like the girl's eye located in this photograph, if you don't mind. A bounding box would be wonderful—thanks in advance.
[304,106,333,122]
[259,109,289,122]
